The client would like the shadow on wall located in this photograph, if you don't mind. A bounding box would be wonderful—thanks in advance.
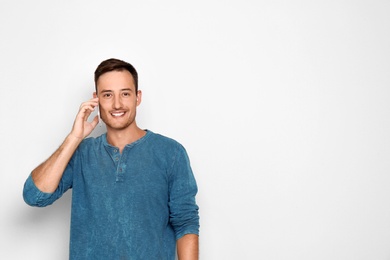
[17,190,72,260]
[88,123,107,139]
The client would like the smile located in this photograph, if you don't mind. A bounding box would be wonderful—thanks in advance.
[111,112,126,117]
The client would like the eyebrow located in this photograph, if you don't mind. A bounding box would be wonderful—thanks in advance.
[121,88,133,92]
[99,88,133,94]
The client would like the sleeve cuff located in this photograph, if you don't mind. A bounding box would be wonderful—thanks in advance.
[23,174,55,207]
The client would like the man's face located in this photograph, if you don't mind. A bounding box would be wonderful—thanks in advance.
[95,70,141,132]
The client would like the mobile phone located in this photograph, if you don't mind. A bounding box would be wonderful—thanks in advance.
[97,105,102,126]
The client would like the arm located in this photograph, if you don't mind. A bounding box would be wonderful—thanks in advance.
[168,145,200,259]
[177,234,199,260]
[31,98,99,193]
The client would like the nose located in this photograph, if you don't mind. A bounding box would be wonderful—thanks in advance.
[113,95,123,109]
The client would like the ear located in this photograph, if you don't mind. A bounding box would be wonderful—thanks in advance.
[93,92,97,98]
[136,90,142,106]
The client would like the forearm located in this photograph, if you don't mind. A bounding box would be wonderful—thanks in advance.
[177,234,199,260]
[31,134,82,193]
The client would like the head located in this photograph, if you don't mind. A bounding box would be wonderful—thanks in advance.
[93,58,142,132]
[94,58,138,93]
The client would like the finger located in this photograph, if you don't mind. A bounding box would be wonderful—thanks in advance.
[75,108,92,124]
[80,100,98,110]
[91,115,99,127]
[79,106,94,118]
[86,115,99,134]
[79,102,98,114]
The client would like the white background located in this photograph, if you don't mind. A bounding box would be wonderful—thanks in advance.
[1,0,390,259]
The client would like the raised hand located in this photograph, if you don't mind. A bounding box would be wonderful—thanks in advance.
[70,97,100,140]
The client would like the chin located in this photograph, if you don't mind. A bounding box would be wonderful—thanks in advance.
[106,121,134,131]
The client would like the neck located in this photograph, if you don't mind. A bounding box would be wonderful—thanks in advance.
[106,125,146,153]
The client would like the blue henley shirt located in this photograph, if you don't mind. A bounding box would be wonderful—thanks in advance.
[23,130,199,259]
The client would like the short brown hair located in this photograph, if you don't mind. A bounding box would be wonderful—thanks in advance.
[94,58,138,92]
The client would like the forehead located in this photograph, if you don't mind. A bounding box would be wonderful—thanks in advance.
[96,70,135,92]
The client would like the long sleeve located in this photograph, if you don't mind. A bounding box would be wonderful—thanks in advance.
[23,151,76,207]
[168,145,200,240]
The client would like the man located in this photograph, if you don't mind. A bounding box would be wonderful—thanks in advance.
[23,58,200,259]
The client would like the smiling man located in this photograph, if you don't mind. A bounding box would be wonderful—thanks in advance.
[23,58,200,260]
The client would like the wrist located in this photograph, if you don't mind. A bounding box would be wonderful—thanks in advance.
[67,133,84,145]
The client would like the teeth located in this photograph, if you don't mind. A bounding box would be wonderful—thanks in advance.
[111,112,125,117]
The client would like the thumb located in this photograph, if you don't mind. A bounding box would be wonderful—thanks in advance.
[91,115,100,128]
[85,115,100,137]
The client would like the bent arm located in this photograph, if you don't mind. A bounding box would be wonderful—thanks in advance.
[30,97,99,193]
[31,134,82,193]
[177,234,199,260]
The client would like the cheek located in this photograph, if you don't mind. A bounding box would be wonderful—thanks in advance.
[99,104,110,115]
[127,99,138,108]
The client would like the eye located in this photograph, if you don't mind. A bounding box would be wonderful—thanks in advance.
[102,93,112,98]
[122,92,131,97]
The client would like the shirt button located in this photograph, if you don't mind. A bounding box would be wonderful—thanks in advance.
[115,157,119,161]
[113,149,118,153]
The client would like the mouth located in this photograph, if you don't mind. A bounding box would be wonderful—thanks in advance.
[110,111,126,117]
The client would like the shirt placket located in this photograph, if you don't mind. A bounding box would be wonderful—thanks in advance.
[111,148,125,182]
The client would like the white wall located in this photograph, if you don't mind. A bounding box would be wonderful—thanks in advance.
[1,0,390,259]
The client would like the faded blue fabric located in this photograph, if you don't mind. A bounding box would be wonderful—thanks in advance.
[23,130,199,260]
